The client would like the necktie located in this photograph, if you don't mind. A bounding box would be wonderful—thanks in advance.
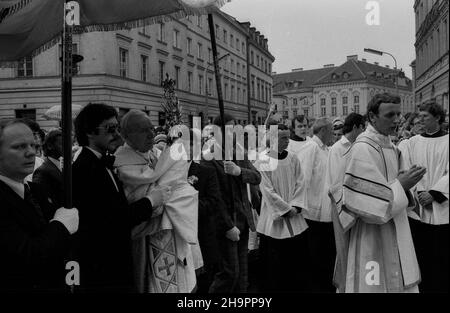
[101,153,116,170]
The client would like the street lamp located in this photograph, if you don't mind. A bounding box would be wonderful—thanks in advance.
[364,48,399,97]
[205,52,230,124]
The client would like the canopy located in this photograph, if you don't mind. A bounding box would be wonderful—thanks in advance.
[0,0,227,64]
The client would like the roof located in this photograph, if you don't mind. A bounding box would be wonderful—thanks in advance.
[273,67,336,93]
[314,59,412,89]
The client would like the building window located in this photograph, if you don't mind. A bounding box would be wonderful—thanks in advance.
[174,66,180,89]
[159,61,165,85]
[342,96,348,104]
[354,105,360,113]
[343,106,348,115]
[215,24,220,39]
[237,87,241,103]
[198,75,204,95]
[231,85,235,102]
[140,55,148,82]
[188,72,193,92]
[320,98,326,106]
[354,95,359,103]
[303,109,309,117]
[157,22,165,42]
[208,78,213,95]
[251,79,255,98]
[119,48,129,78]
[242,42,245,54]
[331,97,337,105]
[230,59,234,73]
[257,55,260,67]
[321,107,326,117]
[250,51,254,64]
[197,42,203,59]
[173,29,180,48]
[293,109,298,117]
[332,106,337,116]
[208,48,212,62]
[230,34,234,47]
[293,98,297,106]
[223,30,227,44]
[236,38,240,51]
[197,15,202,28]
[15,109,36,120]
[187,38,192,55]
[224,83,228,100]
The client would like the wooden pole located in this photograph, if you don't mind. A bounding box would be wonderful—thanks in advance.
[61,0,73,210]
[207,14,225,158]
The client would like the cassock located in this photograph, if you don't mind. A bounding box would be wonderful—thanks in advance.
[287,137,310,157]
[325,135,352,293]
[296,135,335,292]
[340,125,420,293]
[399,130,449,292]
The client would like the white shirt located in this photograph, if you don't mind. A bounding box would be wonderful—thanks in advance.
[0,174,25,199]
[85,147,119,192]
[296,135,331,222]
[287,137,310,156]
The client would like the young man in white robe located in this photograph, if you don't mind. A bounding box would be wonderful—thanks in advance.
[339,93,426,293]
[399,101,449,293]
[255,124,310,292]
[325,113,365,292]
[287,115,310,156]
[295,117,335,292]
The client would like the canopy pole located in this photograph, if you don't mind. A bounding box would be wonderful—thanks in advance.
[207,14,226,158]
[61,0,73,209]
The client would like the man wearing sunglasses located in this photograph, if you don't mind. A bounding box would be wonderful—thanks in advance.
[72,103,171,292]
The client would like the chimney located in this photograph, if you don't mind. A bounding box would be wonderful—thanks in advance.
[347,55,358,61]
[362,58,367,62]
[385,65,390,68]
[323,64,335,68]
[374,62,379,65]
[292,68,303,72]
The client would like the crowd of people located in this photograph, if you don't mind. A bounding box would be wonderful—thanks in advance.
[0,92,448,293]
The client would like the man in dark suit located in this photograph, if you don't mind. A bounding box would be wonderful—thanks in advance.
[208,114,262,293]
[188,130,222,293]
[33,129,64,213]
[0,119,79,292]
[72,103,170,292]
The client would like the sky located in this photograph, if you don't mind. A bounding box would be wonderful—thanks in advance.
[221,0,416,78]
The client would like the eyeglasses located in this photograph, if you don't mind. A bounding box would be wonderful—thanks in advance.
[97,124,120,134]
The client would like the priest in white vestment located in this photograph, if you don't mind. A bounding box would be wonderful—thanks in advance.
[325,113,366,292]
[339,93,426,293]
[295,118,335,292]
[114,110,200,293]
[399,101,449,293]
[287,114,311,156]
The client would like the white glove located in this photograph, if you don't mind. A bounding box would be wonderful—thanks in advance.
[224,161,241,176]
[147,186,172,208]
[52,208,79,235]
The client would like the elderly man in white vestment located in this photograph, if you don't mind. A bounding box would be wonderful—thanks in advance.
[399,101,449,293]
[339,93,426,293]
[325,113,365,292]
[296,117,335,292]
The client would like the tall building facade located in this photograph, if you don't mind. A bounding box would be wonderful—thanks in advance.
[414,0,449,112]
[0,11,274,130]
[273,55,414,122]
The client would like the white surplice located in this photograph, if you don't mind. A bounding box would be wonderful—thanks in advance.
[339,125,420,293]
[255,151,308,239]
[295,136,331,222]
[398,133,449,225]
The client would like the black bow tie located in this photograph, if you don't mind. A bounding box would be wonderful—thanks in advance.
[101,154,116,170]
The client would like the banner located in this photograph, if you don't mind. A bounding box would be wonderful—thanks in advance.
[0,0,228,64]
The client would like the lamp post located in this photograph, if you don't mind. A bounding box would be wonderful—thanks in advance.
[364,48,399,97]
[205,53,230,124]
